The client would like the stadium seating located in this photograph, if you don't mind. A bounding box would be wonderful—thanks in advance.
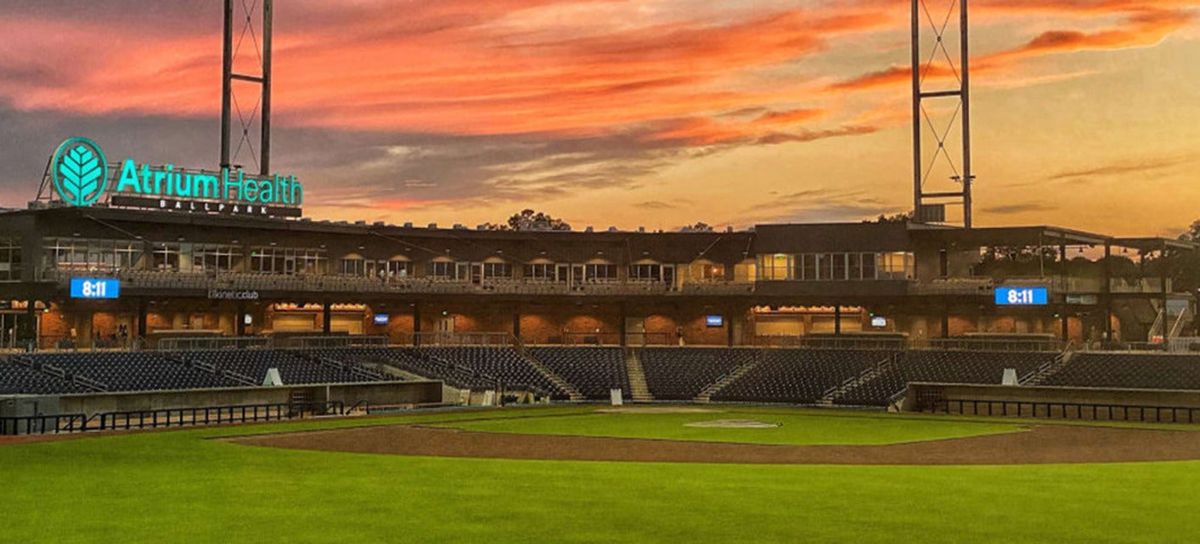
[29,352,235,391]
[183,349,379,386]
[418,347,566,397]
[835,350,1056,406]
[639,348,756,400]
[0,359,84,394]
[714,349,893,404]
[1039,353,1200,390]
[529,347,628,399]
[4,347,1197,404]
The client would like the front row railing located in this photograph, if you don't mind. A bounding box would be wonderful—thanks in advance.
[0,401,351,436]
[921,398,1200,424]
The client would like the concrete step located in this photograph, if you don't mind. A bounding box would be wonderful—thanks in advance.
[696,355,762,402]
[520,349,585,400]
[624,349,654,402]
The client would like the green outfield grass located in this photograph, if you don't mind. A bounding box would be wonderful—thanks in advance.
[4,406,1199,543]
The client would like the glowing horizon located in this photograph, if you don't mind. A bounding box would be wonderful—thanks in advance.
[0,0,1197,236]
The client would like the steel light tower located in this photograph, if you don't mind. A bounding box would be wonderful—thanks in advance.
[912,0,973,228]
[220,0,273,176]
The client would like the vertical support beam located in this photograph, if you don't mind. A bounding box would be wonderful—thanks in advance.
[235,301,246,337]
[22,299,37,350]
[259,0,272,176]
[1161,242,1170,343]
[1103,242,1113,343]
[412,302,421,347]
[1060,308,1069,342]
[322,300,332,334]
[727,306,735,347]
[136,299,148,342]
[512,309,521,344]
[910,0,922,215]
[220,0,233,170]
[834,305,842,336]
[959,0,972,229]
[619,303,628,347]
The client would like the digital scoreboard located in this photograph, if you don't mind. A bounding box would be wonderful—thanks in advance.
[70,278,121,299]
[705,315,724,327]
[994,286,1048,306]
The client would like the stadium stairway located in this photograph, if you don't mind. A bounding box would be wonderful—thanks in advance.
[696,352,763,403]
[820,352,901,406]
[1019,348,1074,386]
[519,350,585,401]
[624,349,654,402]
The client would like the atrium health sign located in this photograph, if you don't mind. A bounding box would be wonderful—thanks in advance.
[50,136,303,215]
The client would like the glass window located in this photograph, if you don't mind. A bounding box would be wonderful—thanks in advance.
[340,258,365,276]
[832,253,847,280]
[193,245,236,272]
[848,253,861,280]
[482,262,512,279]
[524,263,556,281]
[758,254,791,281]
[629,264,662,281]
[152,244,181,271]
[386,260,412,278]
[429,261,463,279]
[700,263,725,281]
[585,264,617,281]
[879,252,913,280]
[861,252,876,279]
[0,239,20,281]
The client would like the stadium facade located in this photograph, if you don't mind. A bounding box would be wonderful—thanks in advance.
[0,160,1193,351]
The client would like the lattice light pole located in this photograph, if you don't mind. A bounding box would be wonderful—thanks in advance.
[220,0,273,176]
[912,0,973,228]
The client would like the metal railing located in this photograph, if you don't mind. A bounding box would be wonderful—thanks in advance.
[155,336,272,351]
[923,398,1200,424]
[0,401,351,436]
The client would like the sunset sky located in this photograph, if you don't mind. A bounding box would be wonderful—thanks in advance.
[0,0,1197,235]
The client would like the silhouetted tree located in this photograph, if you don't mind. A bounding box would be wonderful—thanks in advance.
[504,209,572,231]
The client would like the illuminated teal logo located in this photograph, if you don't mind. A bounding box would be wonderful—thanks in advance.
[52,137,109,207]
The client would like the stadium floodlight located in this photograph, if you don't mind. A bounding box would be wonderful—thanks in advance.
[911,0,974,228]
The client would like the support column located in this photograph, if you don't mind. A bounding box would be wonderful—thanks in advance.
[412,302,421,347]
[235,301,246,336]
[1160,242,1170,344]
[136,299,148,341]
[21,299,37,351]
[619,303,627,347]
[1102,241,1113,343]
[834,305,842,336]
[512,309,521,344]
[1060,308,1069,342]
[727,306,735,347]
[322,300,332,334]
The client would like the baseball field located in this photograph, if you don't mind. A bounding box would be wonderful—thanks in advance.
[5,405,1200,543]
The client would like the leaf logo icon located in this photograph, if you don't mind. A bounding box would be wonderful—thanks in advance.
[51,137,109,207]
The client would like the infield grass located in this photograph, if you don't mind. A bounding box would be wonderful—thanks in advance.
[429,406,1027,445]
[4,405,1199,543]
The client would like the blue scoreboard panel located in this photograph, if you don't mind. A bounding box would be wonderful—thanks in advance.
[994,286,1048,306]
[70,278,121,299]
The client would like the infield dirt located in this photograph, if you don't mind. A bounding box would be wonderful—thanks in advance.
[229,423,1200,465]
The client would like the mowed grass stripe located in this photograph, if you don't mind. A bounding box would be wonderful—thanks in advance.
[4,406,1199,543]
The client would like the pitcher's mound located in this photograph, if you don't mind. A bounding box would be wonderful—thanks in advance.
[596,407,719,414]
[685,419,780,429]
